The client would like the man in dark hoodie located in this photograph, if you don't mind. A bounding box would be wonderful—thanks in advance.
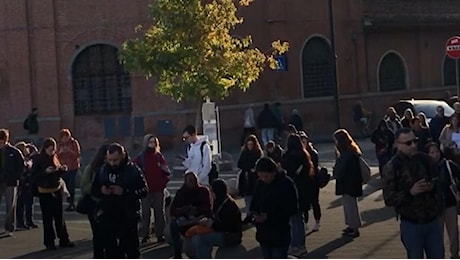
[91,143,148,258]
[250,157,298,259]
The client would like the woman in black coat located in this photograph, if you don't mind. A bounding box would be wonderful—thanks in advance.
[333,129,363,238]
[237,134,263,221]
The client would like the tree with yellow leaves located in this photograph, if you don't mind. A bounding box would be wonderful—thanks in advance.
[121,0,289,126]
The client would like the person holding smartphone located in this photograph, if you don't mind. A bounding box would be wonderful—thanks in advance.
[32,138,73,250]
[383,128,444,259]
[250,157,298,259]
[91,143,148,259]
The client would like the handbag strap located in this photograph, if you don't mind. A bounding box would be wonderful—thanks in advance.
[446,160,456,185]
[214,196,230,222]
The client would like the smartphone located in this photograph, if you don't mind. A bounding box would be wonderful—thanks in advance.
[426,177,439,184]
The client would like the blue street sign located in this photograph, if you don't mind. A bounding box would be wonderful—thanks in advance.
[274,55,288,71]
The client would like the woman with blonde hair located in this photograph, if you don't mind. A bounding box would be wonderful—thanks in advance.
[333,129,363,238]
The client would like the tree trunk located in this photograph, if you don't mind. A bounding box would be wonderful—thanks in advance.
[194,99,203,134]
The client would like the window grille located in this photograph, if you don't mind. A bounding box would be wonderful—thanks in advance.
[443,56,460,86]
[72,44,132,115]
[302,37,334,98]
[378,53,407,92]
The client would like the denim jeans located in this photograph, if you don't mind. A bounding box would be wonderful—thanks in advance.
[16,190,34,226]
[63,170,77,205]
[192,232,225,258]
[260,128,275,146]
[0,183,17,232]
[260,243,289,259]
[290,213,306,248]
[400,218,444,259]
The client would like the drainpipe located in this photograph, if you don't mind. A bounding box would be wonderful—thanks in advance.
[328,0,341,129]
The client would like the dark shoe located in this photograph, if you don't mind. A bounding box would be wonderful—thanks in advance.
[16,225,30,231]
[65,205,75,212]
[342,230,360,238]
[342,227,353,233]
[157,236,165,243]
[27,223,39,229]
[60,241,75,248]
[45,245,57,251]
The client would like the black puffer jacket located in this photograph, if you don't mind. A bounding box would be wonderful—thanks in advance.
[91,157,148,221]
[237,149,262,196]
[0,144,25,186]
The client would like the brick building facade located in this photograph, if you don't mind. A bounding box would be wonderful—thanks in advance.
[0,0,459,154]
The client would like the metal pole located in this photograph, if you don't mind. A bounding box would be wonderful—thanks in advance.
[215,106,222,159]
[328,0,341,129]
[456,59,460,99]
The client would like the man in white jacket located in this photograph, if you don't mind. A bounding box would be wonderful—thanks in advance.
[180,125,212,186]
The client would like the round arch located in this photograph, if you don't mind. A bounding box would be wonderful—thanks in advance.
[71,44,132,115]
[300,35,334,98]
[377,51,409,92]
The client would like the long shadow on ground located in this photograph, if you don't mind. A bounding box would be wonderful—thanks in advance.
[304,237,354,259]
[13,239,92,259]
[360,206,396,228]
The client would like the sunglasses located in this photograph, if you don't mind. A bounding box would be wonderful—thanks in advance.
[398,138,419,146]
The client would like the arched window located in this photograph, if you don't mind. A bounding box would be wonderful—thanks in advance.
[443,55,460,86]
[301,37,334,98]
[72,44,132,115]
[378,52,407,92]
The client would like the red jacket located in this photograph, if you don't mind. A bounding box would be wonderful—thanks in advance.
[133,150,169,193]
[57,137,81,171]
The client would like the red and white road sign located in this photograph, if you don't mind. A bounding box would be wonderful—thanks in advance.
[446,36,460,59]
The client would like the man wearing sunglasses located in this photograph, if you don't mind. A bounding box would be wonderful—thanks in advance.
[383,128,444,259]
[178,125,212,186]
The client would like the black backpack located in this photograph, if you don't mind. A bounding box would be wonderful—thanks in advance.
[200,142,219,184]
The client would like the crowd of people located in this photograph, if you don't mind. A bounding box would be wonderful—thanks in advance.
[0,128,81,251]
[3,100,460,259]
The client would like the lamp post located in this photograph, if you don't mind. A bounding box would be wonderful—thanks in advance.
[328,0,341,129]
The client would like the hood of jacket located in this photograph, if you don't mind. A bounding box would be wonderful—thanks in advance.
[142,134,155,150]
